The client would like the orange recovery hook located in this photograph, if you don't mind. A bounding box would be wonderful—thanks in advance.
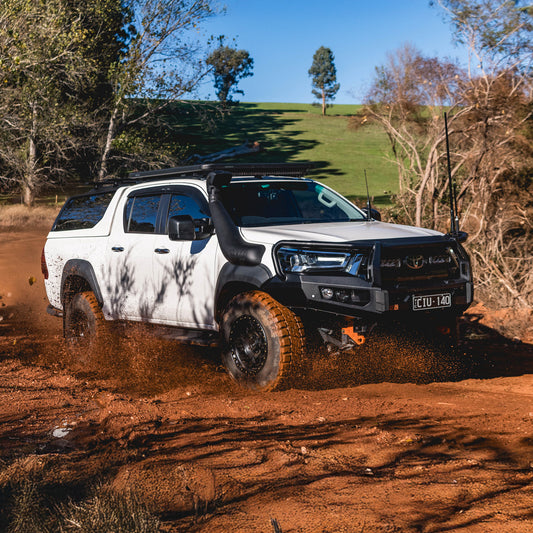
[342,325,367,345]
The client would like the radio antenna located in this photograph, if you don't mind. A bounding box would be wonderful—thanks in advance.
[364,169,372,221]
[444,112,459,234]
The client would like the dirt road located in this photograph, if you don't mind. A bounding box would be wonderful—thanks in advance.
[1,230,533,532]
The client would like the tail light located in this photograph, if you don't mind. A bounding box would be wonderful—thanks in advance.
[41,247,49,280]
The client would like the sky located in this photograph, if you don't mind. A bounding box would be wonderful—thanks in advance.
[195,0,469,104]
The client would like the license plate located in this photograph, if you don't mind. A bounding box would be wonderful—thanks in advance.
[412,293,452,311]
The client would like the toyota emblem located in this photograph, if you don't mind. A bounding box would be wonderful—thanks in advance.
[405,254,425,270]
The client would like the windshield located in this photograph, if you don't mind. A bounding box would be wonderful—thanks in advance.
[219,180,366,227]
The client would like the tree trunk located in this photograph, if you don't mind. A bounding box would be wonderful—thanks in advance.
[98,104,119,182]
[23,102,38,206]
[414,154,436,227]
[22,181,34,206]
[321,87,326,116]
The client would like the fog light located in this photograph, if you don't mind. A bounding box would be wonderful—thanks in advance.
[351,290,371,305]
[320,287,334,300]
[335,289,350,303]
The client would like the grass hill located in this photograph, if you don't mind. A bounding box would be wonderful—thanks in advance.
[175,102,398,205]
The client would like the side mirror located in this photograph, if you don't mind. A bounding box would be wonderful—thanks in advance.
[361,207,381,221]
[169,215,195,241]
[195,217,214,240]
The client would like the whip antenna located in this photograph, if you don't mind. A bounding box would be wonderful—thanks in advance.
[444,112,459,234]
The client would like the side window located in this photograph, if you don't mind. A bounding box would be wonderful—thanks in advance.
[125,195,161,233]
[52,192,114,231]
[167,193,209,228]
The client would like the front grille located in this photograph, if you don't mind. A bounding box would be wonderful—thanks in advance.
[379,243,460,287]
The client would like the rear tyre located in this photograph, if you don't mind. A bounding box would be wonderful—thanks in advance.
[221,291,305,390]
[64,291,107,351]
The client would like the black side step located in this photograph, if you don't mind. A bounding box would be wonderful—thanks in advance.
[150,325,220,347]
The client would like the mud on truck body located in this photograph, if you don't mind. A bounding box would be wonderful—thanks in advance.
[42,163,473,390]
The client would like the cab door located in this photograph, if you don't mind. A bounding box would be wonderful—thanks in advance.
[151,187,219,330]
[103,191,163,321]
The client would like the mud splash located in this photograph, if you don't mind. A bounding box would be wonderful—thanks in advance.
[69,324,237,396]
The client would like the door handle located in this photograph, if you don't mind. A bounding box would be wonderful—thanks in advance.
[154,248,170,254]
[111,246,124,252]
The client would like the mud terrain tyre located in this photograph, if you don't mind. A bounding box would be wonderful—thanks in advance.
[221,291,305,390]
[64,291,107,350]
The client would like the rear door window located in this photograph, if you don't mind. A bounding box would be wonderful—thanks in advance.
[124,195,161,233]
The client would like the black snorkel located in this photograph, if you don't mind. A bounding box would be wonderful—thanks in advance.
[207,171,265,266]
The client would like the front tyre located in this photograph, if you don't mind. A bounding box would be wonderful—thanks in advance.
[221,291,305,390]
[64,291,107,350]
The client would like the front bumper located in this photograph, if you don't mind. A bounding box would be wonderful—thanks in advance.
[265,274,473,320]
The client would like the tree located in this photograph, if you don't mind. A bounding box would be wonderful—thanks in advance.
[97,0,217,181]
[365,43,464,227]
[433,0,532,77]
[0,0,130,204]
[308,46,340,115]
[71,0,134,112]
[206,44,254,106]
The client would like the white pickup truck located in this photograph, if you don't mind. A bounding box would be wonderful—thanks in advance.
[42,163,473,389]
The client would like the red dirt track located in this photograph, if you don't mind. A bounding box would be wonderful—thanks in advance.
[1,230,533,532]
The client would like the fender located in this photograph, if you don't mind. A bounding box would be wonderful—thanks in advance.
[61,259,104,306]
[215,262,273,318]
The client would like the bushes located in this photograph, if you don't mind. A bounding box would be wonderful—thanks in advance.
[0,477,160,533]
[59,486,160,533]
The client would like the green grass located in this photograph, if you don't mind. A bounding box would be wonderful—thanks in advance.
[171,102,398,205]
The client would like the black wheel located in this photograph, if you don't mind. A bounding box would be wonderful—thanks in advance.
[64,291,107,350]
[221,291,305,390]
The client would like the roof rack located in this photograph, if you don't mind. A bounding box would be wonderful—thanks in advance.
[128,162,314,180]
[92,162,314,189]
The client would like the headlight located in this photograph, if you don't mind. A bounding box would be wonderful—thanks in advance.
[277,247,350,272]
[277,246,368,278]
